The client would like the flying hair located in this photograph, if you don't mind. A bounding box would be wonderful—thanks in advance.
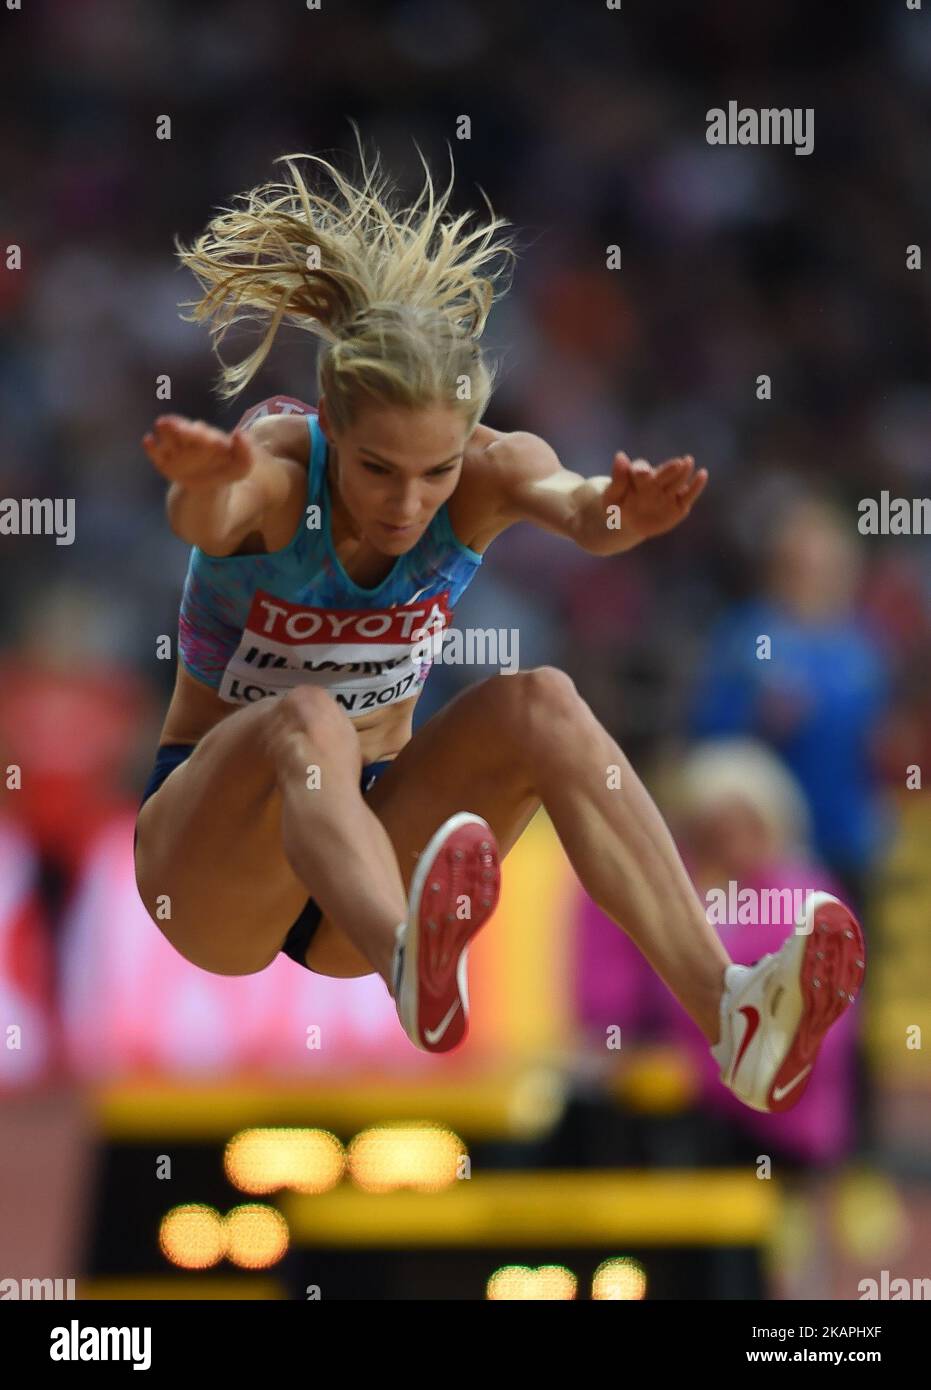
[175,122,519,432]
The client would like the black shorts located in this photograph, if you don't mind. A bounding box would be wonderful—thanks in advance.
[134,741,394,970]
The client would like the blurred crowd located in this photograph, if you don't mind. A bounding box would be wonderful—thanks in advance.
[1,0,930,1291]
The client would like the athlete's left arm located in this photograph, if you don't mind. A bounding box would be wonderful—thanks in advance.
[484,432,708,555]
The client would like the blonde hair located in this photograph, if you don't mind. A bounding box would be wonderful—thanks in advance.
[671,738,812,858]
[175,124,518,432]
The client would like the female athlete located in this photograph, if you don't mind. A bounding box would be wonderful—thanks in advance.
[133,134,864,1109]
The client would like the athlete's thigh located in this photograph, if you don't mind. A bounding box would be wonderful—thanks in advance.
[133,699,315,975]
[366,673,542,876]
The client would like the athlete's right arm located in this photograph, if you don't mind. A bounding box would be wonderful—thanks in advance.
[143,414,304,555]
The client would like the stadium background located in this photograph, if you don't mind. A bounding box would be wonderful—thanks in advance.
[1,0,930,1300]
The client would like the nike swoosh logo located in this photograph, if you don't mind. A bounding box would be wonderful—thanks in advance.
[423,999,461,1046]
[729,1005,760,1084]
[772,1064,812,1102]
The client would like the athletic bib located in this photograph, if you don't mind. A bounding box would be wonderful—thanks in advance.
[216,586,452,716]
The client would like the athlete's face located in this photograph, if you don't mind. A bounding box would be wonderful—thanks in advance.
[320,399,470,553]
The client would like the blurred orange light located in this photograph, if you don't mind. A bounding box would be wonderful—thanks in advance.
[158,1204,225,1269]
[224,1204,290,1269]
[347,1123,465,1193]
[225,1128,345,1194]
[592,1256,647,1300]
[486,1265,577,1300]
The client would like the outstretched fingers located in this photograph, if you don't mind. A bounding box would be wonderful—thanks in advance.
[674,467,708,510]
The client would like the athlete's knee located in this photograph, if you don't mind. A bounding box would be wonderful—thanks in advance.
[497,665,584,725]
[261,686,360,773]
[524,664,580,707]
[479,665,588,762]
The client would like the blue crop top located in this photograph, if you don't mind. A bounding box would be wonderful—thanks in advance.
[177,404,483,717]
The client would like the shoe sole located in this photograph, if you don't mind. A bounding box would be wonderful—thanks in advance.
[398,813,501,1053]
[766,892,866,1112]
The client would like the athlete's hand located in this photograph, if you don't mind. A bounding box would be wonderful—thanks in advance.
[143,415,255,490]
[605,451,708,543]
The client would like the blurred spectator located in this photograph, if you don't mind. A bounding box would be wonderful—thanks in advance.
[689,497,893,906]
